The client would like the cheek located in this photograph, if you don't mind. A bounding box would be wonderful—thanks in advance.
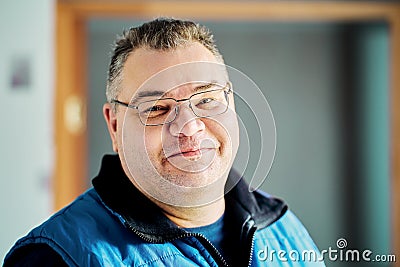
[223,105,240,145]
[143,128,163,157]
[206,113,239,152]
[120,120,162,159]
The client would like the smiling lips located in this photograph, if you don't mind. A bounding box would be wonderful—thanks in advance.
[167,147,215,159]
[163,136,219,160]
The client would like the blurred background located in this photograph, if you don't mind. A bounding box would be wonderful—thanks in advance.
[1,0,397,266]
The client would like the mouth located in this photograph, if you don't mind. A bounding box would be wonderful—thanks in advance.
[167,148,215,159]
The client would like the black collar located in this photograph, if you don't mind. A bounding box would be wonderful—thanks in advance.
[92,154,287,243]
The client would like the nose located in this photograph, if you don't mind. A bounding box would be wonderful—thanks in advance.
[169,104,205,137]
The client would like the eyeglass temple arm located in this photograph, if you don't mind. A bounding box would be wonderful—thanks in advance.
[226,81,233,93]
[110,99,138,109]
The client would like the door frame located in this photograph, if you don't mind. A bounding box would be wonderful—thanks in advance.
[55,1,400,262]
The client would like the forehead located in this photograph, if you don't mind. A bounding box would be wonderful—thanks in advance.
[119,42,227,100]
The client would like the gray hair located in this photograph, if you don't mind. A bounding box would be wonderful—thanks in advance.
[106,18,223,104]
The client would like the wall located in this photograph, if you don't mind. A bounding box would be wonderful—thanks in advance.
[0,0,54,261]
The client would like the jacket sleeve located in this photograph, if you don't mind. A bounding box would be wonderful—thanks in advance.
[3,243,68,267]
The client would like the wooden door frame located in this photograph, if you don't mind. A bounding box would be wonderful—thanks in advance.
[56,1,400,262]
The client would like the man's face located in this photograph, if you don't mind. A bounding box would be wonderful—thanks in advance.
[104,42,239,206]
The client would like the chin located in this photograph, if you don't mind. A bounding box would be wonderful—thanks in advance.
[160,159,230,188]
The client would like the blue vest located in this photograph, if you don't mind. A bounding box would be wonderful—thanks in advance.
[6,189,325,266]
[5,155,326,266]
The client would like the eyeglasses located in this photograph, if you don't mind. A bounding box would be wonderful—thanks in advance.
[111,82,232,126]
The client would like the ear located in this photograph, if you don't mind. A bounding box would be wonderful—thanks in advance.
[103,103,119,152]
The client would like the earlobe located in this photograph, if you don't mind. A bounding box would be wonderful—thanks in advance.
[103,103,119,152]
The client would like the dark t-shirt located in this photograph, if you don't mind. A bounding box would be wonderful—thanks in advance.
[185,214,235,265]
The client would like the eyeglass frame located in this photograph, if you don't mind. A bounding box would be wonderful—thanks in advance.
[111,82,233,126]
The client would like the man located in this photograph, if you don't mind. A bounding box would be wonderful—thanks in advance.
[4,18,325,266]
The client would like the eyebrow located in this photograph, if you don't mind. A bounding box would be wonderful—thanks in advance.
[193,83,218,92]
[130,90,165,105]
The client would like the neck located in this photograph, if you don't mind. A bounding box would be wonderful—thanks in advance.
[157,198,225,228]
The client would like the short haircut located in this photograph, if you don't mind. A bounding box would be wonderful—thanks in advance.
[106,18,223,104]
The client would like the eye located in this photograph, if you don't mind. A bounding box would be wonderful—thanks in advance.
[141,105,170,117]
[198,98,215,105]
[195,97,220,110]
[145,105,167,112]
